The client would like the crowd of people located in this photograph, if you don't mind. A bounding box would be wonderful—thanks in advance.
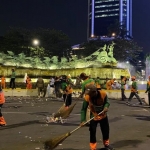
[0,69,150,150]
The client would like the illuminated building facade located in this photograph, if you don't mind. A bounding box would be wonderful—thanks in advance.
[87,0,132,39]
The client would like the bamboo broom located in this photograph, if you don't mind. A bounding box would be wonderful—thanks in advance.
[44,111,104,150]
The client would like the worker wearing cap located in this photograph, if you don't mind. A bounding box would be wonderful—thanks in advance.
[79,73,95,124]
[106,78,116,90]
[145,76,150,106]
[61,75,73,109]
[120,76,127,101]
[127,76,142,105]
[80,85,114,150]
[79,73,95,98]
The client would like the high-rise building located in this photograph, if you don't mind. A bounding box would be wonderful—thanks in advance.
[87,0,132,39]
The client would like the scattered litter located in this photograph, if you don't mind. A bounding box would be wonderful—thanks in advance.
[35,147,40,150]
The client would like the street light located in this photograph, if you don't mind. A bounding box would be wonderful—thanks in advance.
[33,39,39,46]
[32,39,40,57]
[112,33,116,37]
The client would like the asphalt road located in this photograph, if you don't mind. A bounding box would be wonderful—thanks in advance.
[0,96,150,150]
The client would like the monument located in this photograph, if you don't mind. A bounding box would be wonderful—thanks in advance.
[0,42,130,79]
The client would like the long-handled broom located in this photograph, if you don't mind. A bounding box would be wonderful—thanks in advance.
[44,111,104,150]
[54,94,79,119]
[54,102,77,119]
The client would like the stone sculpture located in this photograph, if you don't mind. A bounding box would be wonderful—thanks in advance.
[0,42,117,69]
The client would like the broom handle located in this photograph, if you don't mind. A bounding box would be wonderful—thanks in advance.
[69,111,104,134]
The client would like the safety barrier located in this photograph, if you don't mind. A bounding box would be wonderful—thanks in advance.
[3,89,148,104]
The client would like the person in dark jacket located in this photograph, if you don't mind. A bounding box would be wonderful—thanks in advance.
[36,77,44,98]
[145,76,150,106]
[10,68,16,89]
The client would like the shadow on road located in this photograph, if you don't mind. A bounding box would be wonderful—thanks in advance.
[109,117,122,123]
[126,114,150,121]
[0,120,45,130]
[112,139,142,148]
[28,111,50,116]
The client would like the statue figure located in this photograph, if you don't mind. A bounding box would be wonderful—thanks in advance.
[97,44,108,63]
[107,42,117,63]
[61,57,68,64]
[51,56,58,64]
[71,55,78,61]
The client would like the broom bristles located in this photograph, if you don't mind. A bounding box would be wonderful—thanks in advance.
[44,132,71,150]
[54,102,76,119]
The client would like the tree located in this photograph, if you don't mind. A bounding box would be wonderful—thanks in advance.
[0,27,71,61]
[107,19,130,39]
[29,28,71,59]
[78,39,142,62]
[0,27,31,55]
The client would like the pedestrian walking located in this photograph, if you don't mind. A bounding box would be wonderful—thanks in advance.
[0,87,6,126]
[126,76,142,105]
[0,75,6,89]
[106,78,116,90]
[54,76,62,99]
[10,68,16,89]
[36,76,44,98]
[80,85,114,150]
[120,76,127,101]
[61,75,73,109]
[49,77,55,96]
[26,76,32,89]
[145,76,150,106]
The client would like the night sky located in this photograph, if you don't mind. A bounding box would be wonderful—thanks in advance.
[0,0,150,54]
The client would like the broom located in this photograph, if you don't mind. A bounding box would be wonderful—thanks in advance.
[44,110,104,150]
[54,102,77,119]
[54,94,79,119]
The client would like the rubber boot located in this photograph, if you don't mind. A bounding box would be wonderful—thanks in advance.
[90,142,97,150]
[0,116,6,126]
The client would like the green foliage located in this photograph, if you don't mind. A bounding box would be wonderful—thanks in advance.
[107,19,130,39]
[29,28,71,57]
[78,39,142,62]
[113,39,142,61]
[0,27,71,59]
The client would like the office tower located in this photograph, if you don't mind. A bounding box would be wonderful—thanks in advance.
[87,0,132,39]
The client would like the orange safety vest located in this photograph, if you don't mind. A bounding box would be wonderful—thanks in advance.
[0,92,5,104]
[1,77,5,83]
[84,90,107,120]
[65,85,73,94]
[26,78,31,84]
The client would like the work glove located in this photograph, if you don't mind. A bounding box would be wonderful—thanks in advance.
[103,107,108,113]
